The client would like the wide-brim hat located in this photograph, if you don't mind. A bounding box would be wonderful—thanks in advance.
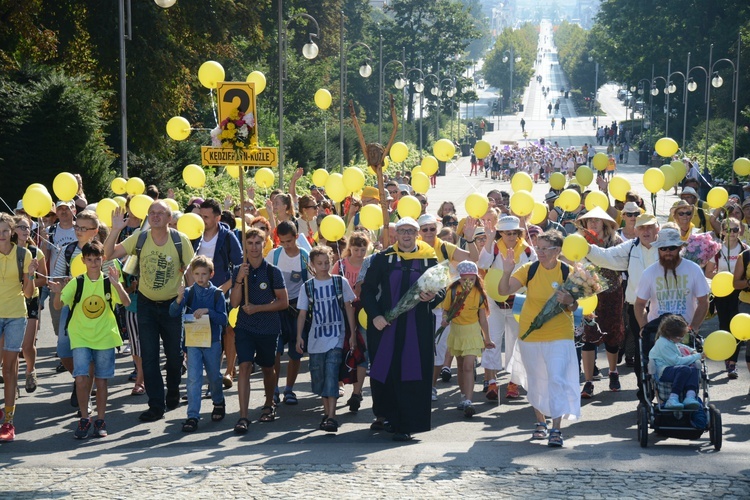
[496,216,520,232]
[635,214,658,228]
[622,201,640,213]
[361,186,379,201]
[681,187,699,198]
[670,199,694,216]
[652,227,688,248]
[576,206,617,230]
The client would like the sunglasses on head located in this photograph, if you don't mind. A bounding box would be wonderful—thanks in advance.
[658,245,681,252]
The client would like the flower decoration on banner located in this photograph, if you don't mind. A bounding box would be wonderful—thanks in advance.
[681,233,722,268]
[211,107,256,153]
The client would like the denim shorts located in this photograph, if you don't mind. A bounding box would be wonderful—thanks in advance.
[72,347,116,379]
[309,348,342,398]
[0,317,27,352]
[57,305,72,359]
[235,328,278,368]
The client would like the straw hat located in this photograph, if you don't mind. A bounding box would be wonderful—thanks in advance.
[576,206,617,230]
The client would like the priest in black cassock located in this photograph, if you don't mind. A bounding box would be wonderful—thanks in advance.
[361,217,444,442]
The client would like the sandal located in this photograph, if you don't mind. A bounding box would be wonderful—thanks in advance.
[211,400,226,422]
[234,417,250,434]
[323,417,339,433]
[532,422,548,440]
[131,383,145,396]
[548,428,563,447]
[182,418,199,433]
[259,405,276,422]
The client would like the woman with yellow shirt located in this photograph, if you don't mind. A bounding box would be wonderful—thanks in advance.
[498,230,580,448]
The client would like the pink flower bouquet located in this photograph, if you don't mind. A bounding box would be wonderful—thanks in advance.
[681,233,721,268]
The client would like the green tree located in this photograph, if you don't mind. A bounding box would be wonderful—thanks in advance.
[483,24,537,113]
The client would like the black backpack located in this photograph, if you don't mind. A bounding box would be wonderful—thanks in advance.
[526,260,570,283]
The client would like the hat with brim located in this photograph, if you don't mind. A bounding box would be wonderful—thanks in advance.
[681,187,699,199]
[361,186,379,201]
[496,216,520,232]
[395,217,419,230]
[622,201,640,213]
[576,206,617,230]
[652,227,688,248]
[670,199,694,217]
[544,191,559,202]
[635,213,658,228]
[742,198,750,208]
[417,214,437,226]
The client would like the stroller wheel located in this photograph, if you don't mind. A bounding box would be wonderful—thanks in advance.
[637,403,649,448]
[708,404,722,451]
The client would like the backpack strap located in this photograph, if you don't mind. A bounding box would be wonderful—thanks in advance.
[526,261,541,283]
[304,278,316,321]
[134,229,184,274]
[63,241,77,275]
[134,230,150,274]
[300,249,309,282]
[168,228,184,270]
[16,245,27,284]
[332,275,345,311]
[624,238,639,281]
[272,247,282,266]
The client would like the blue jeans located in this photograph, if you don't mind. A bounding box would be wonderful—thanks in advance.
[186,342,224,419]
[137,294,183,412]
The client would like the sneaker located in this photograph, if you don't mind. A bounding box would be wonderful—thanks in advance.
[609,372,621,392]
[482,380,489,393]
[664,395,684,409]
[347,393,363,412]
[440,367,452,382]
[121,344,132,355]
[93,419,107,438]
[463,402,476,418]
[581,381,595,399]
[592,366,602,381]
[0,422,14,442]
[682,396,701,410]
[506,382,520,399]
[431,387,438,402]
[55,362,66,373]
[25,371,37,393]
[457,400,469,411]
[728,366,739,380]
[486,382,499,401]
[283,390,298,405]
[74,418,91,439]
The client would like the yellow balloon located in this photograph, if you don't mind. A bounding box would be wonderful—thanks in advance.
[509,190,534,216]
[177,212,205,240]
[183,164,206,188]
[707,187,729,208]
[27,183,48,193]
[557,189,581,212]
[129,194,154,220]
[711,271,735,298]
[22,187,53,218]
[433,139,455,162]
[474,140,491,159]
[96,198,119,227]
[226,165,241,179]
[166,116,191,141]
[592,152,609,171]
[643,168,665,194]
[198,60,225,89]
[730,313,750,341]
[671,160,687,182]
[703,330,737,361]
[511,172,533,192]
[358,308,368,328]
[320,215,346,241]
[733,157,750,177]
[255,168,275,189]
[53,172,78,202]
[411,166,424,178]
[397,195,421,219]
[562,233,589,262]
[246,70,266,94]
[314,88,332,110]
[325,173,347,203]
[549,172,566,190]
[575,165,594,187]
[465,193,489,219]
[312,168,329,187]
[411,172,430,194]
[483,268,508,302]
[579,295,598,315]
[654,137,679,158]
[228,307,239,328]
[421,156,439,176]
[113,196,127,209]
[530,202,548,225]
[164,198,180,213]
[585,191,609,212]
[360,204,383,230]
[390,142,409,163]
[659,164,676,191]
[125,177,146,196]
[343,167,366,193]
[111,177,127,195]
[70,254,86,277]
[609,176,631,202]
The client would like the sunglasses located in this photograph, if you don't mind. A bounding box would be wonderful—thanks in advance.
[658,245,681,252]
[623,212,639,218]
[420,227,437,232]
[305,204,318,209]
[725,227,740,234]
[675,211,693,217]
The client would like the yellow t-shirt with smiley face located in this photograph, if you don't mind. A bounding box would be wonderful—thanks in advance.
[61,272,123,350]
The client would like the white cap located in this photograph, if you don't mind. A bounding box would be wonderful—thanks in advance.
[395,217,419,230]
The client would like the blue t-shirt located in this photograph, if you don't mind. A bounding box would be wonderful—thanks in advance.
[232,261,285,335]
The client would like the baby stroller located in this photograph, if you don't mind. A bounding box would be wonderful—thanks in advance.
[636,314,722,450]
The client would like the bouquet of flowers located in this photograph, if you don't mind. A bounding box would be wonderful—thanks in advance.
[210,107,256,154]
[433,279,473,346]
[385,260,455,322]
[520,262,610,340]
[681,232,722,268]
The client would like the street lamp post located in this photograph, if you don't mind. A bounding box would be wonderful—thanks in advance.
[503,47,521,115]
[339,11,373,172]
[425,67,441,141]
[588,56,599,117]
[636,78,650,141]
[278,0,319,188]
[119,0,177,178]
[403,66,425,148]
[650,75,668,142]
[378,38,406,144]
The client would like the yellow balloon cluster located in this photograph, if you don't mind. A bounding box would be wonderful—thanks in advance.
[198,60,225,89]
[390,142,409,162]
[579,295,598,315]
[411,172,430,194]
[465,193,489,219]
[421,156,439,176]
[474,140,491,159]
[483,268,508,302]
[733,157,750,177]
[530,202,547,225]
[343,167,365,193]
[255,168,275,189]
[177,212,205,239]
[130,194,154,220]
[659,164,676,192]
[320,215,346,241]
[592,153,608,171]
[643,168,665,194]
[23,186,53,218]
[703,330,736,361]
[730,314,750,341]
[433,139,455,162]
[164,198,180,213]
[671,160,687,182]
[575,166,594,187]
[562,233,589,261]
[325,173,347,202]
[96,198,119,227]
[654,137,679,158]
[226,165,241,179]
[166,116,191,141]
[549,172,566,190]
[183,164,206,188]
[557,189,581,212]
[70,254,86,277]
[584,191,608,212]
[53,172,78,202]
[711,272,735,298]
[397,195,421,219]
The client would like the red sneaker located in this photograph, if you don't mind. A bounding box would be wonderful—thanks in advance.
[485,383,498,401]
[506,382,520,399]
[0,422,15,442]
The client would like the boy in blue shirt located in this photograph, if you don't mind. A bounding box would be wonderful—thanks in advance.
[170,255,228,432]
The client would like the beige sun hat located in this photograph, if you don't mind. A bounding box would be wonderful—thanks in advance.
[576,206,617,230]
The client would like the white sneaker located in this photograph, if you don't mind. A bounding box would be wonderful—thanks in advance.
[431,387,438,401]
[457,400,469,410]
[664,395,684,410]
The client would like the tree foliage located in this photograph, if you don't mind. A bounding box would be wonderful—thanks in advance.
[483,24,537,110]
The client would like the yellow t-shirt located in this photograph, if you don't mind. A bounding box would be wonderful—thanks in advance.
[263,236,274,258]
[432,237,457,263]
[512,261,573,342]
[61,273,123,350]
[0,244,31,318]
[442,285,484,325]
[121,230,194,301]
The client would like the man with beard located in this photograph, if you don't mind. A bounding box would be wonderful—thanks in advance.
[633,227,709,334]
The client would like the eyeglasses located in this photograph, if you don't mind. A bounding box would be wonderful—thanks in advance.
[387,189,399,195]
[501,231,521,237]
[15,226,30,231]
[658,245,681,252]
[397,229,417,235]
[305,204,318,209]
[623,212,640,218]
[675,211,693,217]
[74,225,97,232]
[536,246,560,253]
[726,227,740,234]
[420,227,437,232]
